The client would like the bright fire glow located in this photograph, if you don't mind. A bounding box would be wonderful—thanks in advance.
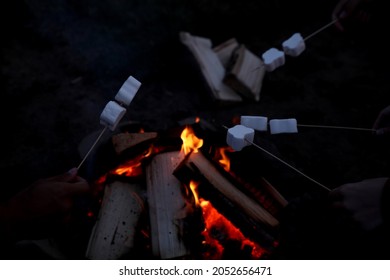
[95,126,267,259]
[113,161,142,176]
[200,199,266,259]
[112,146,154,177]
[180,127,264,259]
[180,126,203,155]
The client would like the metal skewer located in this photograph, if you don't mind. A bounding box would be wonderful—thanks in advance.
[244,138,330,192]
[297,124,375,132]
[222,125,330,192]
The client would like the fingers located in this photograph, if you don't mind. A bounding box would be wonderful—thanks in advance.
[372,106,390,135]
[328,188,344,201]
[375,127,390,135]
[332,0,369,32]
[332,0,350,31]
[64,180,91,196]
[46,167,79,183]
[45,167,91,196]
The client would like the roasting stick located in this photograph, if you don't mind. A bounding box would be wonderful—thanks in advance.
[77,76,142,170]
[77,127,108,170]
[258,19,339,72]
[297,124,375,132]
[303,18,338,41]
[223,125,331,192]
[244,138,330,192]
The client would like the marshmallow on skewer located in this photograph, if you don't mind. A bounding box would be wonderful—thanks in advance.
[261,48,285,72]
[269,118,298,134]
[226,125,255,151]
[114,76,142,106]
[282,33,305,57]
[240,116,268,131]
[100,101,127,131]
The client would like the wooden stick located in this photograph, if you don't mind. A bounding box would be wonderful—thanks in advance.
[303,19,338,41]
[77,126,108,170]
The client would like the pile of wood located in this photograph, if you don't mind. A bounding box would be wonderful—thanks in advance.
[85,129,287,260]
[180,32,266,104]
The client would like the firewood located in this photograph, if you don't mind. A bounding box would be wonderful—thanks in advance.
[145,151,191,259]
[85,181,144,260]
[180,32,243,104]
[259,177,288,208]
[175,151,279,228]
[112,132,158,155]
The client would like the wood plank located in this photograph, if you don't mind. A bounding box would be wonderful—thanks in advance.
[112,132,158,155]
[177,151,279,228]
[86,181,144,259]
[146,151,190,259]
[180,31,243,103]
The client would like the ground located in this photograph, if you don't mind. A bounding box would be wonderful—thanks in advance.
[1,0,389,259]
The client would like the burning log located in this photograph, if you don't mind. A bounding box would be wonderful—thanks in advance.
[146,151,191,259]
[174,150,280,251]
[112,131,158,155]
[85,180,144,260]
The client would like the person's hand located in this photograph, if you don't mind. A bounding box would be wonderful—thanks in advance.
[0,167,90,241]
[329,177,389,231]
[332,0,373,31]
[373,105,390,135]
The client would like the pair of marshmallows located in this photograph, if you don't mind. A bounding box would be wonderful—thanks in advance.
[241,116,298,134]
[100,76,142,131]
[226,116,298,151]
[262,33,305,72]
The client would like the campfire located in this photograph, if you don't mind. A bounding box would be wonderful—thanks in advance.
[85,123,287,260]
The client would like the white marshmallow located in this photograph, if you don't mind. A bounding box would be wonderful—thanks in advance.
[100,101,127,131]
[114,76,142,106]
[226,125,255,151]
[269,118,298,134]
[282,33,305,57]
[240,116,268,131]
[261,48,285,72]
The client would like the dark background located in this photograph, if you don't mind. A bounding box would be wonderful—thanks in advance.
[1,0,389,258]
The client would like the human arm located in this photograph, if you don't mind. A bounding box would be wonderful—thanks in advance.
[329,177,390,231]
[0,167,90,241]
[373,105,390,135]
[332,0,374,31]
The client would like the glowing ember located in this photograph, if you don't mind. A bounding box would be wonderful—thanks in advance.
[180,125,203,155]
[112,146,154,177]
[200,199,266,259]
[113,161,142,176]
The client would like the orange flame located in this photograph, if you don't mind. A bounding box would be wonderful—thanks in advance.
[216,146,233,172]
[111,146,154,177]
[180,125,203,155]
[189,181,200,206]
